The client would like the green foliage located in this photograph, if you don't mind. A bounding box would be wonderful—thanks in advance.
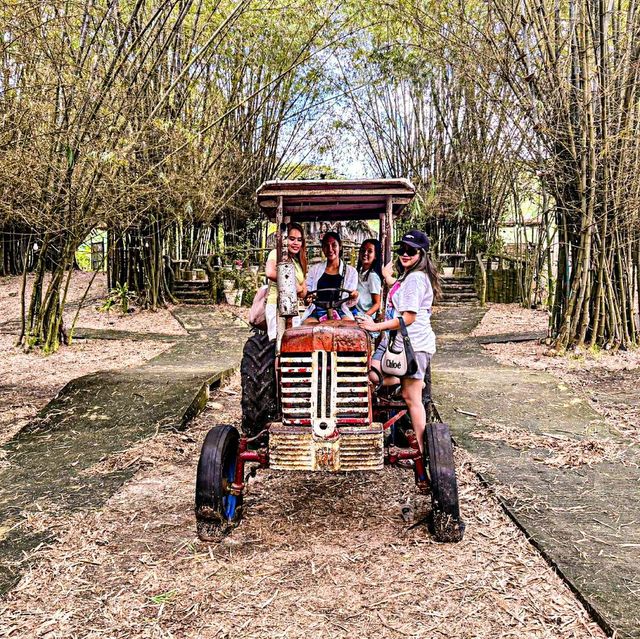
[75,245,92,271]
[221,267,258,306]
[468,232,504,256]
[282,162,341,180]
[100,283,134,315]
[149,590,177,605]
[209,265,258,306]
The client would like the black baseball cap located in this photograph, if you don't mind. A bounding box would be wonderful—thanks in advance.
[395,230,430,250]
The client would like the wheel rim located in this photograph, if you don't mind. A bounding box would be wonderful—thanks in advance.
[222,452,238,521]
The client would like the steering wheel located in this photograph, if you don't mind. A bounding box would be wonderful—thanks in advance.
[307,287,353,310]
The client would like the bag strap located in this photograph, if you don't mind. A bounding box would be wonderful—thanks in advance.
[388,316,407,344]
[397,316,409,337]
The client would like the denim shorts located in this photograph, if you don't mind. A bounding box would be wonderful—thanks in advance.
[373,342,431,380]
[309,307,348,321]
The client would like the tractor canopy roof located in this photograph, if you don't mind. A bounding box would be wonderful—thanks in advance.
[256,178,416,222]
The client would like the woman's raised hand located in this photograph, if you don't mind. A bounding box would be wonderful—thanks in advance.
[382,260,395,285]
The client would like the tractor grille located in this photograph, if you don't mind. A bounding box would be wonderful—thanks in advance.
[270,424,384,471]
[280,351,370,428]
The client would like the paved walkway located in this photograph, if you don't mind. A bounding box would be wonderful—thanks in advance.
[0,307,248,593]
[432,305,640,639]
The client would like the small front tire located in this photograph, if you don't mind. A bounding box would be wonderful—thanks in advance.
[195,424,243,540]
[425,422,465,542]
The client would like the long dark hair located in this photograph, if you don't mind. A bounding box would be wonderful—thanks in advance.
[357,238,383,282]
[287,222,308,275]
[396,248,442,301]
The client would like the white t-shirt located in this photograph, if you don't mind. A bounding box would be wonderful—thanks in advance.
[391,271,436,354]
[357,271,382,314]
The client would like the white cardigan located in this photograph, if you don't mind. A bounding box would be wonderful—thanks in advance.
[302,260,358,321]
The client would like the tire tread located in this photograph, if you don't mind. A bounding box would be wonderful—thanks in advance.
[240,331,278,436]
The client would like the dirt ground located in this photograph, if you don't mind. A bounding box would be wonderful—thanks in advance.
[474,304,640,440]
[0,273,183,446]
[0,372,605,638]
[0,272,187,335]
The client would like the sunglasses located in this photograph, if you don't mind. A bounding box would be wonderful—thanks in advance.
[396,245,418,257]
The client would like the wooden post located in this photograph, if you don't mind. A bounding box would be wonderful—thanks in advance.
[274,196,288,344]
[476,253,487,307]
[384,195,394,265]
[275,196,284,262]
[380,212,387,262]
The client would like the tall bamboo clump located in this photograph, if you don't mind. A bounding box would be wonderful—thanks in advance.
[487,0,640,350]
[0,1,250,351]
[338,2,525,256]
[0,0,336,351]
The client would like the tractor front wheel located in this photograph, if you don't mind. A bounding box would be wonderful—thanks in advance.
[195,424,243,541]
[425,422,465,542]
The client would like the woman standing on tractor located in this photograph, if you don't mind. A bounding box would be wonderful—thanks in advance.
[264,222,308,340]
[302,231,358,323]
[357,230,441,451]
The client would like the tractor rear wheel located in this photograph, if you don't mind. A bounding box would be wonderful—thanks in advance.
[241,330,278,438]
[195,424,243,541]
[425,422,465,542]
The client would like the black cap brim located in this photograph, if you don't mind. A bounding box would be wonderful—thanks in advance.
[394,239,425,249]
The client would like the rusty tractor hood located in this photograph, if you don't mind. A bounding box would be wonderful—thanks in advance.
[282,321,369,353]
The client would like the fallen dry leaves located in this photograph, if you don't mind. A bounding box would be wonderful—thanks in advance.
[0,273,183,446]
[0,374,606,639]
[0,272,187,335]
[476,304,640,441]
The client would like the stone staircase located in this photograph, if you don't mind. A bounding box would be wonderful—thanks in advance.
[440,275,479,305]
[172,280,213,304]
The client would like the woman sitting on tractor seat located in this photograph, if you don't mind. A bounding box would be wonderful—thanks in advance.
[264,222,308,340]
[302,231,358,323]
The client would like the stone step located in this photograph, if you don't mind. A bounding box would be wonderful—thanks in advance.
[174,280,210,289]
[174,293,211,302]
[438,300,478,306]
[174,290,210,298]
[442,276,474,285]
[442,283,476,292]
[442,292,479,300]
[174,283,210,291]
[176,298,214,305]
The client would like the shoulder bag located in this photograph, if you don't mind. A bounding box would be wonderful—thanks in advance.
[248,284,269,331]
[380,316,418,377]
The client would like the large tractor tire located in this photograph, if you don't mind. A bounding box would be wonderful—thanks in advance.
[195,424,242,541]
[425,422,465,542]
[241,331,278,438]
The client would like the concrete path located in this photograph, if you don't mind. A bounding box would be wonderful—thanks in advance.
[0,307,248,593]
[432,305,640,639]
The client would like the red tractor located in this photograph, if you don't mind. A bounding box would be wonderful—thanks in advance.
[195,179,464,542]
